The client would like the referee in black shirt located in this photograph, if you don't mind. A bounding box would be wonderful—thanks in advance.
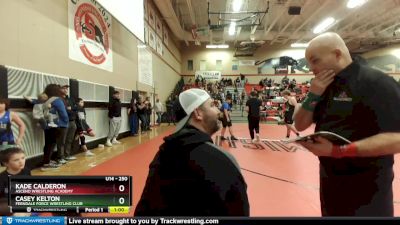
[294,32,400,216]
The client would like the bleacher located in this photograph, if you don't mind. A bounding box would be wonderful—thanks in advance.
[180,78,311,124]
[244,83,263,95]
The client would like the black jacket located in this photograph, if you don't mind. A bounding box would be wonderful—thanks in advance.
[64,95,77,121]
[135,125,249,216]
[0,168,31,216]
[108,98,121,118]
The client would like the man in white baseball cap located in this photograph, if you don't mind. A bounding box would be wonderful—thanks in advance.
[174,88,219,134]
[135,88,249,216]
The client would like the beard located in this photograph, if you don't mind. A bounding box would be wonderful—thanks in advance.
[204,115,220,135]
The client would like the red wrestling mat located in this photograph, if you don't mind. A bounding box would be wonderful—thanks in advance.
[216,124,320,216]
[81,123,400,216]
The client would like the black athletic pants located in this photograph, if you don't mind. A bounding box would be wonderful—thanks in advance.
[248,116,260,140]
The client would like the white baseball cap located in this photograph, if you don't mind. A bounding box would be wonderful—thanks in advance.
[175,88,211,132]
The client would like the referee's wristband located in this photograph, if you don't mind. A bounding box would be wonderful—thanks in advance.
[301,92,321,112]
[332,143,358,158]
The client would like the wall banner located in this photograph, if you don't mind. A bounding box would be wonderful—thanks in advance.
[68,0,113,72]
[195,71,222,80]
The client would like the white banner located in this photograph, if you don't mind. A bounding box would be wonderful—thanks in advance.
[138,47,153,87]
[68,0,113,72]
[239,60,255,66]
[195,71,221,80]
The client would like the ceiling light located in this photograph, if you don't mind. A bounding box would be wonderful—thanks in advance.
[218,44,229,48]
[206,44,229,49]
[347,0,367,8]
[229,22,236,36]
[291,43,309,48]
[137,44,147,48]
[313,17,336,34]
[232,0,242,12]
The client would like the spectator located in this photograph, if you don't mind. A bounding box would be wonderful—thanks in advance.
[75,98,95,156]
[105,91,122,147]
[42,84,69,170]
[128,98,139,136]
[145,97,152,130]
[166,97,175,126]
[60,85,78,161]
[137,96,147,133]
[0,99,25,151]
[0,147,31,216]
[154,98,163,125]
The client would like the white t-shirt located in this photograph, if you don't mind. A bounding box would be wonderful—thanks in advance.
[154,102,163,112]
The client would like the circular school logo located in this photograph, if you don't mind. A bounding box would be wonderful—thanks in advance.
[74,3,110,64]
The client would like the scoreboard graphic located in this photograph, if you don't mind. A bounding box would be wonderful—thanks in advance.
[8,176,132,214]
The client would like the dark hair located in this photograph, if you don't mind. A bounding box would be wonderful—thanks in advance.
[44,84,62,98]
[251,91,258,97]
[77,98,83,102]
[113,91,120,95]
[0,98,10,110]
[0,147,25,164]
[281,90,291,96]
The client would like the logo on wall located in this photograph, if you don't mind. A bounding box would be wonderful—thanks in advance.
[68,0,113,72]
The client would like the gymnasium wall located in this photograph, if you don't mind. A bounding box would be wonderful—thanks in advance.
[362,43,400,81]
[181,45,314,84]
[181,43,400,84]
[2,65,138,159]
[0,0,181,98]
[0,0,182,160]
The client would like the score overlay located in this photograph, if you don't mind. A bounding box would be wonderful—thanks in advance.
[8,176,132,214]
